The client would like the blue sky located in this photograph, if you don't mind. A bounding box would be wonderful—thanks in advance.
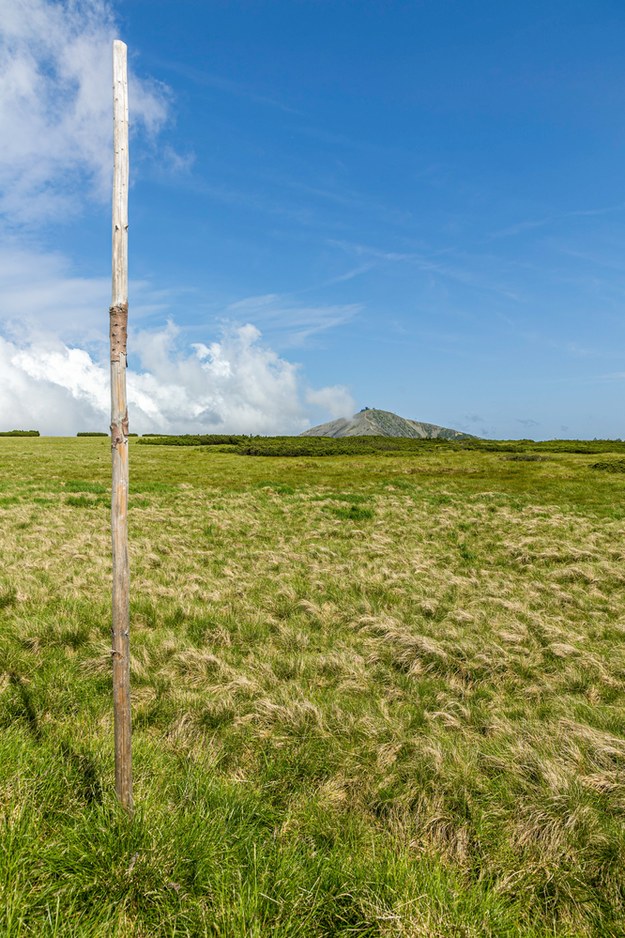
[1,0,624,437]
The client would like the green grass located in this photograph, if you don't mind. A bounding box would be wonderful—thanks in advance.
[1,437,625,935]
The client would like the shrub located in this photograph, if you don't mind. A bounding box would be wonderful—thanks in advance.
[590,459,625,473]
[235,437,450,457]
[134,434,625,457]
[0,430,39,437]
[78,431,138,438]
[138,434,249,446]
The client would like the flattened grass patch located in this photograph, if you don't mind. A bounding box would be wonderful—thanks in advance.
[315,492,375,520]
[331,493,370,504]
[311,492,370,503]
[254,481,295,495]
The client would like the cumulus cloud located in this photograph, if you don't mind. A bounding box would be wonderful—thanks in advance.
[306,386,354,419]
[0,241,354,435]
[0,321,353,435]
[0,0,170,223]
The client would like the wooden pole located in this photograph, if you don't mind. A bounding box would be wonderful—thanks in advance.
[110,38,132,813]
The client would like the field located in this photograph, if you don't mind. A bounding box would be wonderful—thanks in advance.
[1,437,625,936]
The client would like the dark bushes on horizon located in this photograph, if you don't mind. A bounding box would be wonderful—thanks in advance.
[236,436,449,456]
[138,434,249,446]
[135,433,625,457]
[0,429,40,436]
[77,431,139,438]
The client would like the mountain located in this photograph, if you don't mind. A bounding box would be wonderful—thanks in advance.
[301,408,471,440]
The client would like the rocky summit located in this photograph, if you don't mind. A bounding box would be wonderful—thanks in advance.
[301,407,471,440]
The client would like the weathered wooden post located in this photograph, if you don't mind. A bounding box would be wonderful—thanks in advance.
[110,38,133,813]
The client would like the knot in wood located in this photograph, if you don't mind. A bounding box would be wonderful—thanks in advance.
[109,302,128,362]
[110,420,127,448]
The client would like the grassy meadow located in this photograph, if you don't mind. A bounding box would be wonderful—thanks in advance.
[1,436,625,936]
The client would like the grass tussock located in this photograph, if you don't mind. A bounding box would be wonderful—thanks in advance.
[590,459,625,473]
[1,437,625,934]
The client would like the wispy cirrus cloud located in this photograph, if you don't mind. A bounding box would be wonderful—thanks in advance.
[331,239,521,300]
[226,293,361,346]
[158,61,300,115]
[490,202,625,240]
[314,265,373,288]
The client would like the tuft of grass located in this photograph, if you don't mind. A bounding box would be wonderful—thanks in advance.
[66,495,108,508]
[590,459,625,473]
[254,481,296,494]
[0,585,17,609]
[329,504,375,520]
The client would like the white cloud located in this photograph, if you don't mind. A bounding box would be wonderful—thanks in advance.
[0,245,109,341]
[0,321,354,435]
[306,386,354,419]
[0,0,170,223]
[0,244,176,346]
[0,242,354,435]
[0,334,106,435]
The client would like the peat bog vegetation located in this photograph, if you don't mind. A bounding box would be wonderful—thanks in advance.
[1,437,625,936]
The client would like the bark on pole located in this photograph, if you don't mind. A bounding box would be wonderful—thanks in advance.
[111,39,132,813]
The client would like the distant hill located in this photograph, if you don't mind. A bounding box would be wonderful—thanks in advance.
[301,408,472,440]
